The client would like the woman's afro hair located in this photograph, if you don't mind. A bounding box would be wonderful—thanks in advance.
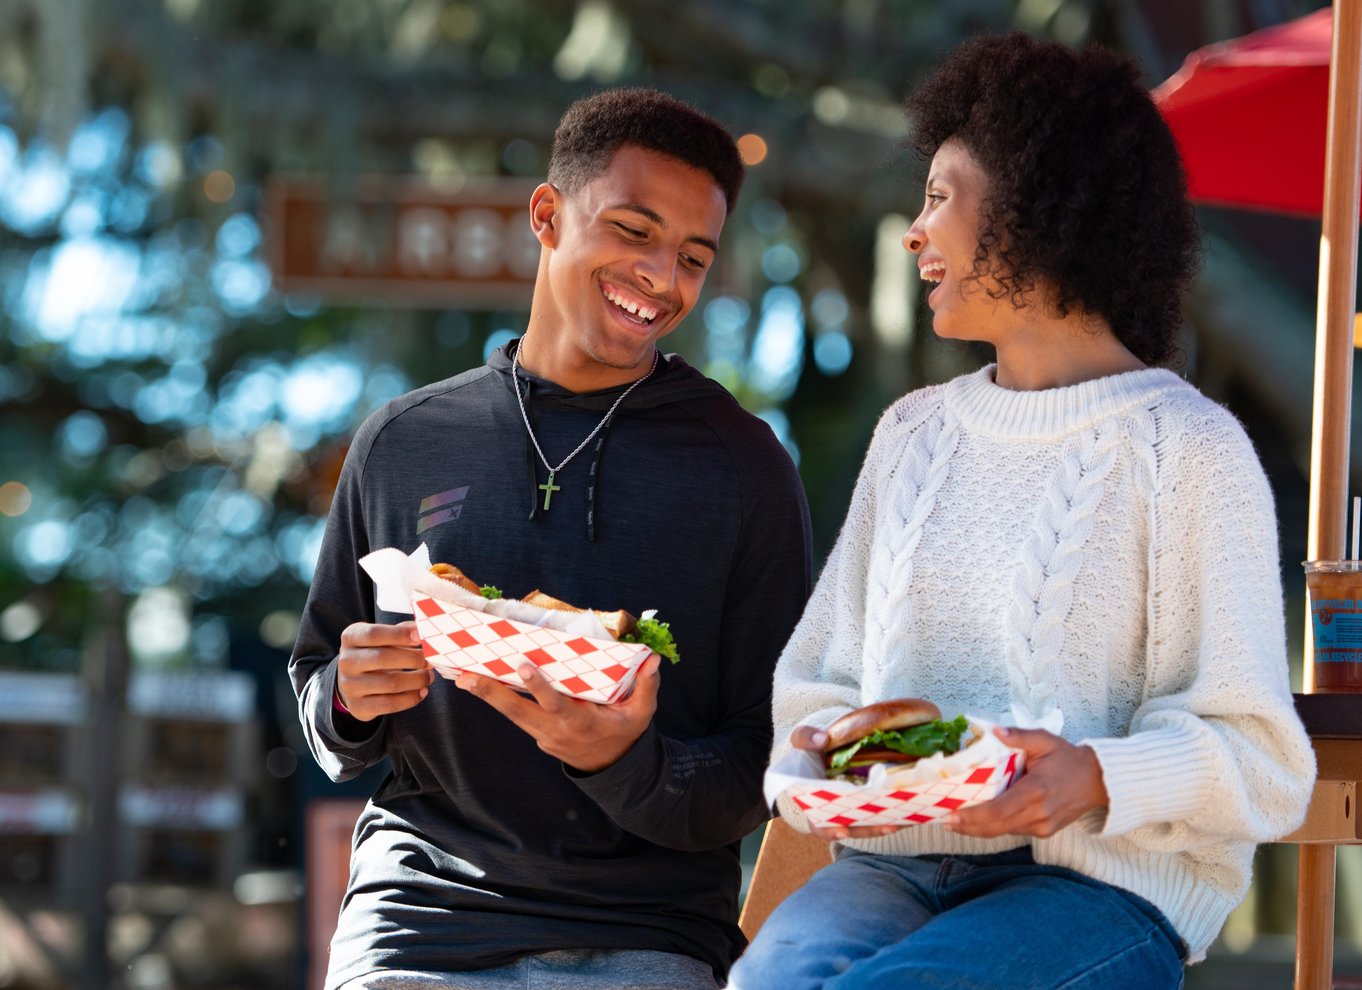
[907,32,1200,365]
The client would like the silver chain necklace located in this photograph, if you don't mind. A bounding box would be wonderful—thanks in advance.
[512,342,660,511]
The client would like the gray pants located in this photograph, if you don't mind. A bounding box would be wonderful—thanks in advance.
[335,948,723,990]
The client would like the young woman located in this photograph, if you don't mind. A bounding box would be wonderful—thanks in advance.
[730,33,1314,990]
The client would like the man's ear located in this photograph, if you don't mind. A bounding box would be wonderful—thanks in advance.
[530,182,560,248]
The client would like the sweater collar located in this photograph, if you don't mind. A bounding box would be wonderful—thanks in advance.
[944,364,1185,439]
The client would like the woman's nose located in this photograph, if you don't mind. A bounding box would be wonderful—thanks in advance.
[902,228,925,253]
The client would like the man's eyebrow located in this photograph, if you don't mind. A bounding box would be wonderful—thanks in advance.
[612,203,719,254]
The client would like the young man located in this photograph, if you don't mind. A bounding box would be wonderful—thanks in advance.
[290,88,812,990]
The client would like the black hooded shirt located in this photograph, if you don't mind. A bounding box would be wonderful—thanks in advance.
[290,341,812,987]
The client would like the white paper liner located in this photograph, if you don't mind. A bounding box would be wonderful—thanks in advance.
[361,544,617,639]
[358,544,652,704]
[766,708,1062,830]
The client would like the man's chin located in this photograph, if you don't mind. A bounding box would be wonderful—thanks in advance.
[587,334,662,372]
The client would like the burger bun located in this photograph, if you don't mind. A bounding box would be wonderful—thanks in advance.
[823,698,942,753]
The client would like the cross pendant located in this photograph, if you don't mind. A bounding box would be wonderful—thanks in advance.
[538,472,561,511]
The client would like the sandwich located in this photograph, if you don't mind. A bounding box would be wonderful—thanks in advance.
[429,562,503,600]
[821,699,971,780]
[428,563,680,663]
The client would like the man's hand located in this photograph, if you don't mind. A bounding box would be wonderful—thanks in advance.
[945,727,1108,838]
[334,620,434,721]
[789,724,906,842]
[454,654,663,773]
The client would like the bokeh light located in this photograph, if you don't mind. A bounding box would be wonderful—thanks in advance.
[203,169,236,203]
[737,133,768,166]
[0,482,33,516]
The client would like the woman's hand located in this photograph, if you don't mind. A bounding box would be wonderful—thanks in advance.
[789,724,907,842]
[944,727,1109,838]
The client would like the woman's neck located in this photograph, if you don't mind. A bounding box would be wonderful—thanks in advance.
[992,308,1146,391]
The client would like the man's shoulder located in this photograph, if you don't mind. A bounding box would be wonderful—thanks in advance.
[355,365,497,443]
[662,364,788,461]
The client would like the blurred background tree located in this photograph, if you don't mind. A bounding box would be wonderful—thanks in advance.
[0,0,1346,987]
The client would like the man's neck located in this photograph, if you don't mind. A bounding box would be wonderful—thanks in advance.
[515,335,657,394]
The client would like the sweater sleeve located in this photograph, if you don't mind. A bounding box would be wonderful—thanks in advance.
[1081,408,1315,846]
[288,418,390,781]
[569,439,813,851]
[768,405,920,763]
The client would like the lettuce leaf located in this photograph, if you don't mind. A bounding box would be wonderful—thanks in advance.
[826,715,970,772]
[620,617,680,664]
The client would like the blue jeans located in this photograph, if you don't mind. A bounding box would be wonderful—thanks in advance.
[334,949,721,990]
[729,847,1186,990]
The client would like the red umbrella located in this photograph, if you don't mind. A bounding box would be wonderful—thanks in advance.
[1153,8,1349,217]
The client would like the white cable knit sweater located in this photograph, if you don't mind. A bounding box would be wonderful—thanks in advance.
[772,365,1315,962]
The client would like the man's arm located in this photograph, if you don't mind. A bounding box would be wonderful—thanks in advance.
[289,424,395,781]
[565,446,813,851]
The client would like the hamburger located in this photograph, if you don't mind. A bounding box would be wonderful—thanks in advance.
[428,562,680,663]
[822,699,971,779]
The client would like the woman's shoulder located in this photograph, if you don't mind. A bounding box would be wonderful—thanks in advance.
[874,379,954,439]
[1146,378,1257,455]
[1139,379,1273,504]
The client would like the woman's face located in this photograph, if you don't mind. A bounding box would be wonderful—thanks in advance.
[903,138,1010,343]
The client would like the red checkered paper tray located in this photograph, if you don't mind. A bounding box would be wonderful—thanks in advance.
[764,716,1027,830]
[359,544,652,705]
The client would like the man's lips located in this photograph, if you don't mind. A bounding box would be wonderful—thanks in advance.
[601,281,666,326]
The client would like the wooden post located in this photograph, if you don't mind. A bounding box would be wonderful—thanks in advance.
[1298,2,1362,988]
[79,590,127,990]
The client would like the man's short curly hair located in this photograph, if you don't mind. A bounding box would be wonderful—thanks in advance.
[907,33,1199,366]
[547,88,745,215]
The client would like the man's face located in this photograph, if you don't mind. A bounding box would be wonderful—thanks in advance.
[532,145,728,378]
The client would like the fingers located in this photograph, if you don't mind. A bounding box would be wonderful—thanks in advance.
[339,622,425,679]
[348,666,432,695]
[454,671,543,726]
[337,670,431,721]
[455,655,658,773]
[944,740,1105,839]
[348,687,430,720]
[334,622,432,721]
[341,620,421,650]
[617,654,662,713]
[789,725,829,752]
[511,661,572,714]
[807,823,905,842]
[994,725,1058,755]
[945,784,1040,838]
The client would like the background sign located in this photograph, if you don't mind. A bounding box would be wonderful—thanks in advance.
[264,177,540,307]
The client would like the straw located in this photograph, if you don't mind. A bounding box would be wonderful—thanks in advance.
[1353,496,1360,561]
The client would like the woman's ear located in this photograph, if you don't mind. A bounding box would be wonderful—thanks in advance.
[530,183,560,248]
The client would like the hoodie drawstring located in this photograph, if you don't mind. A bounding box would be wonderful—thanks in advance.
[585,417,616,543]
[522,375,540,522]
[521,373,615,540]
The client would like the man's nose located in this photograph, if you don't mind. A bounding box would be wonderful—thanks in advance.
[634,246,677,294]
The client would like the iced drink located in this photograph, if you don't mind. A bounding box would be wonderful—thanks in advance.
[1303,560,1362,693]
